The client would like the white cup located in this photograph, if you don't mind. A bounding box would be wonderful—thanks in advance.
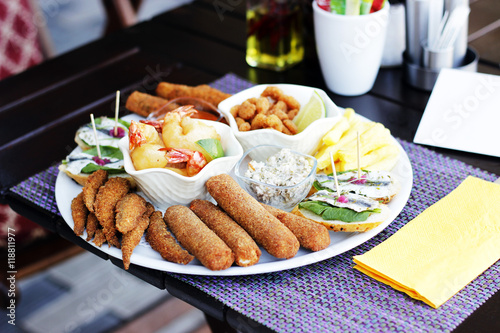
[313,1,390,96]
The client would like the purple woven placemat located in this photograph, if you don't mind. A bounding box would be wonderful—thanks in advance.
[10,73,500,333]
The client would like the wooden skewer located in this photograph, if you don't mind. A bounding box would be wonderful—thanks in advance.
[357,131,361,180]
[330,151,340,198]
[90,114,102,159]
[114,90,120,136]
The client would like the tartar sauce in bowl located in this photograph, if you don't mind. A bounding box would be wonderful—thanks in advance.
[235,145,317,211]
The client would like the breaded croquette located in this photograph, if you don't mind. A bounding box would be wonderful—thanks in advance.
[190,200,261,267]
[206,174,299,259]
[115,193,147,234]
[156,82,231,107]
[94,177,131,248]
[262,204,330,252]
[82,169,108,213]
[125,91,169,117]
[164,205,234,270]
[121,203,154,270]
[146,210,194,265]
[86,213,99,241]
[71,191,88,236]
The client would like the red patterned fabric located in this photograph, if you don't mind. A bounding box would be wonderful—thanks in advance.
[0,204,49,248]
[0,0,43,79]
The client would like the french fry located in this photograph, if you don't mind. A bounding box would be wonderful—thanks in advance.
[316,121,373,170]
[322,116,349,146]
[315,108,400,172]
[364,145,400,171]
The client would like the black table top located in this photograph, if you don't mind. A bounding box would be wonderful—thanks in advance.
[1,1,499,332]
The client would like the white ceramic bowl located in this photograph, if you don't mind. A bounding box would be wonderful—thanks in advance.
[118,120,243,209]
[218,84,341,155]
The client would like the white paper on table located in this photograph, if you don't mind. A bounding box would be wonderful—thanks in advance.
[414,68,500,157]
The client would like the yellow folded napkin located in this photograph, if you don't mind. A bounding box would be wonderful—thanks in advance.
[353,176,500,308]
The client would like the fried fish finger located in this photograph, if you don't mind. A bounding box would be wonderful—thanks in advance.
[115,193,147,234]
[206,174,299,259]
[190,199,261,267]
[262,204,330,252]
[94,177,131,248]
[71,191,88,236]
[146,210,193,265]
[121,203,154,270]
[164,205,234,270]
[82,169,108,213]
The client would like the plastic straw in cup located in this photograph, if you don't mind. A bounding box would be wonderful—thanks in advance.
[360,0,374,15]
[346,0,361,15]
[330,0,346,14]
[317,0,331,11]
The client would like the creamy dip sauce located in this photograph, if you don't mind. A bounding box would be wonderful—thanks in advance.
[244,148,315,206]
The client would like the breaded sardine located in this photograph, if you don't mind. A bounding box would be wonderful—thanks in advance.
[115,193,147,234]
[94,177,131,248]
[190,199,261,267]
[205,174,299,259]
[71,191,88,236]
[82,169,108,213]
[121,203,154,270]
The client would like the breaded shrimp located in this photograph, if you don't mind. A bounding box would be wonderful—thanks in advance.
[269,100,288,115]
[82,169,108,213]
[71,191,88,236]
[251,113,267,130]
[146,210,194,265]
[255,97,270,114]
[94,177,131,248]
[264,114,283,132]
[115,193,147,234]
[283,119,298,135]
[279,94,301,110]
[121,203,154,270]
[237,100,256,120]
[261,86,283,101]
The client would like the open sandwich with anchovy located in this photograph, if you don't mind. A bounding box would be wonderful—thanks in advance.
[292,170,400,232]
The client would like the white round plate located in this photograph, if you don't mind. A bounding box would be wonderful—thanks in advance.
[56,113,413,276]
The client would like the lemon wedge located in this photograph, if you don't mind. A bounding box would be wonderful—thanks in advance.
[196,138,225,162]
[294,90,326,133]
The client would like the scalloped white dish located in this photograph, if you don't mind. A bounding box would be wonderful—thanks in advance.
[118,119,243,209]
[56,113,413,276]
